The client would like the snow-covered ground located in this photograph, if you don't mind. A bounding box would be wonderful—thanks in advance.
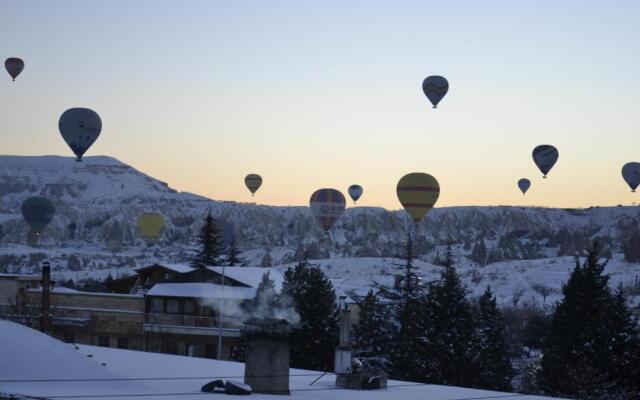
[0,320,561,400]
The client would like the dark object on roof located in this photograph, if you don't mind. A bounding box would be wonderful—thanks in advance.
[225,380,252,395]
[201,379,225,392]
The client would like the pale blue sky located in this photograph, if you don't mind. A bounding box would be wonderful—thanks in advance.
[1,1,639,208]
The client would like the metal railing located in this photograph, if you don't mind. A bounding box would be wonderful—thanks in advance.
[143,313,243,329]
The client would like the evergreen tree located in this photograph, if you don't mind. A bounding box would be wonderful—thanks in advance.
[282,260,339,371]
[243,272,279,318]
[473,286,513,391]
[622,230,640,263]
[380,235,427,381]
[260,249,273,268]
[422,252,477,387]
[226,239,243,266]
[351,290,393,359]
[191,211,223,268]
[470,240,487,265]
[541,241,640,399]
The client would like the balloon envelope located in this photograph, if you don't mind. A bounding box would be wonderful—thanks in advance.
[21,197,55,234]
[397,173,440,223]
[309,189,346,232]
[244,174,262,195]
[532,145,559,178]
[5,58,24,81]
[518,178,531,195]
[138,213,165,240]
[348,185,363,203]
[422,76,449,108]
[59,108,102,161]
[622,162,640,192]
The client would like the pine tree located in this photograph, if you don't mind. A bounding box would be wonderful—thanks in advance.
[352,290,393,359]
[380,235,427,381]
[422,251,477,387]
[226,239,243,266]
[282,260,339,371]
[541,241,640,399]
[191,211,223,268]
[470,240,487,265]
[473,286,513,391]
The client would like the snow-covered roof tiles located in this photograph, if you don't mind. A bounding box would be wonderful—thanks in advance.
[135,263,194,274]
[146,282,256,300]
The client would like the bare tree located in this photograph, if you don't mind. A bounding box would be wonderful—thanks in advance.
[530,283,556,305]
[511,286,526,307]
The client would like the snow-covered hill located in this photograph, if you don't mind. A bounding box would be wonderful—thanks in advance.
[1,155,639,304]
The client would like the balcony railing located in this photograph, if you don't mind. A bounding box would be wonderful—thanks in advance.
[143,313,244,337]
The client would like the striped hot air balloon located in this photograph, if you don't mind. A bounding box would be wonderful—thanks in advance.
[422,76,449,108]
[309,188,346,232]
[244,174,262,196]
[396,173,440,224]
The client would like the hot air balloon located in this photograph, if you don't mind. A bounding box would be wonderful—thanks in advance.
[518,179,531,195]
[5,58,24,81]
[422,76,449,108]
[245,174,262,196]
[532,145,559,178]
[59,108,102,161]
[309,189,346,232]
[21,197,55,240]
[622,162,640,193]
[348,185,363,204]
[137,213,165,241]
[397,173,440,224]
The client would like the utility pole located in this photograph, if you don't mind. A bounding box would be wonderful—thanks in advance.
[217,265,226,360]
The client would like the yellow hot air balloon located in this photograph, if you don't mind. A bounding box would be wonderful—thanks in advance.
[244,174,262,196]
[396,173,440,224]
[137,213,165,241]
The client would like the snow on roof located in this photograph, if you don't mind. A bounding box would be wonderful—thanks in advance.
[0,320,562,400]
[0,273,40,280]
[207,266,284,289]
[147,282,256,300]
[0,320,151,398]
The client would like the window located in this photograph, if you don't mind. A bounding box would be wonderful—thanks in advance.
[165,341,178,354]
[150,298,163,313]
[186,343,196,357]
[98,336,110,347]
[63,332,75,343]
[166,299,180,314]
[117,337,129,349]
[183,300,195,315]
[204,344,216,359]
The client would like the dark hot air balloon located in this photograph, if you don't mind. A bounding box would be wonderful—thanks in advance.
[422,76,449,108]
[21,197,55,241]
[348,185,363,204]
[5,58,24,81]
[59,108,102,161]
[244,174,262,196]
[622,162,640,193]
[397,173,440,224]
[518,179,531,195]
[532,145,559,178]
[309,189,346,232]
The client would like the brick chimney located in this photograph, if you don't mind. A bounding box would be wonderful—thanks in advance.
[243,318,290,395]
[40,262,52,333]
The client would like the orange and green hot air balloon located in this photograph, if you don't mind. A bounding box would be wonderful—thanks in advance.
[396,173,440,224]
[244,174,262,196]
[137,213,165,242]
